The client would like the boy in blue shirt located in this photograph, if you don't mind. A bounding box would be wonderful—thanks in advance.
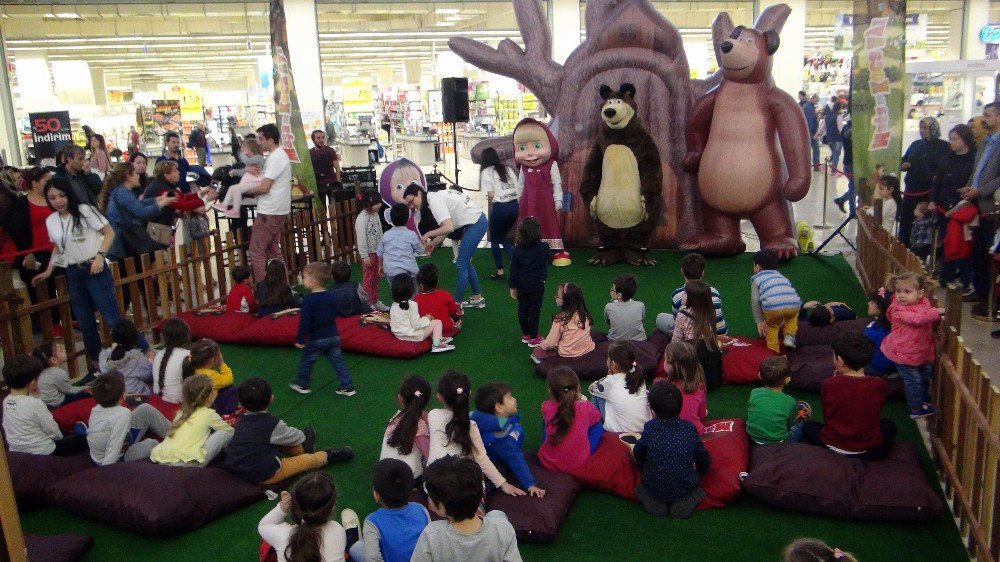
[349,458,431,562]
[289,262,356,396]
[750,249,802,352]
[377,204,424,280]
[471,382,546,497]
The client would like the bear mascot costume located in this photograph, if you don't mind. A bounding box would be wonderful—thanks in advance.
[681,20,810,258]
[513,118,571,266]
[579,83,662,266]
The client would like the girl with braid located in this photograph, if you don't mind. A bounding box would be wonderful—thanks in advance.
[152,318,191,404]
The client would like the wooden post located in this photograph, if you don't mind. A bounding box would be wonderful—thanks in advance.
[0,434,28,561]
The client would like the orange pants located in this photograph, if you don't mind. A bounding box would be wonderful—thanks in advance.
[260,445,328,485]
[763,307,799,352]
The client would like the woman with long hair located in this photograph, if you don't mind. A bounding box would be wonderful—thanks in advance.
[98,162,176,261]
[480,147,519,280]
[128,152,150,194]
[8,166,63,328]
[899,116,949,246]
[930,124,976,213]
[89,134,112,178]
[255,258,302,317]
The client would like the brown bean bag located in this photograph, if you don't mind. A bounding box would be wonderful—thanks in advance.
[155,309,258,344]
[485,454,582,543]
[787,345,906,401]
[795,317,870,346]
[741,441,944,521]
[45,460,265,535]
[25,534,94,562]
[6,451,94,509]
[534,340,661,381]
[698,419,750,509]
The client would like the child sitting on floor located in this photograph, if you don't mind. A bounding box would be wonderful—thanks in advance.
[427,370,525,496]
[99,319,153,396]
[152,317,191,404]
[508,216,550,347]
[389,274,455,353]
[355,189,388,312]
[414,263,462,337]
[801,332,897,462]
[660,341,707,434]
[471,382,546,497]
[225,265,258,314]
[657,252,728,335]
[670,280,724,390]
[378,203,424,281]
[290,262,357,396]
[538,366,604,474]
[348,459,432,562]
[751,249,803,352]
[256,259,302,318]
[224,378,352,485]
[217,139,265,218]
[183,338,240,414]
[604,273,646,341]
[588,341,651,433]
[881,272,941,419]
[258,472,356,562]
[411,456,522,562]
[380,376,432,480]
[633,382,711,518]
[799,300,856,326]
[87,371,171,465]
[864,288,895,377]
[532,283,596,365]
[746,356,810,445]
[150,374,234,467]
[1,355,88,456]
[328,260,373,318]
[32,342,89,408]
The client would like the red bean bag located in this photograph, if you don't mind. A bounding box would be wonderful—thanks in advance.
[742,441,944,521]
[144,395,181,422]
[235,311,300,346]
[335,315,432,359]
[787,345,906,401]
[485,454,582,543]
[534,340,661,381]
[721,337,776,385]
[52,398,98,434]
[6,451,94,509]
[25,534,94,562]
[568,432,641,500]
[795,317,870,347]
[156,309,258,344]
[698,418,749,509]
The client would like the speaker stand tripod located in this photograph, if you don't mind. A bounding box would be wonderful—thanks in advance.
[812,211,856,254]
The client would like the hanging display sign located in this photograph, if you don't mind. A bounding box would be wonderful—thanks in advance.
[151,99,182,136]
[29,111,72,159]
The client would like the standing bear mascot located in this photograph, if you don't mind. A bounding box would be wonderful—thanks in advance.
[580,83,662,266]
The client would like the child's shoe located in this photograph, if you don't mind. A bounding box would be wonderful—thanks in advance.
[73,422,88,437]
[289,382,312,395]
[910,403,936,419]
[302,426,317,453]
[782,334,797,349]
[335,386,357,397]
[439,337,453,345]
[521,335,531,344]
[372,301,390,312]
[341,508,360,547]
[325,446,354,463]
[460,297,486,309]
[527,336,544,348]
[794,401,812,422]
[432,342,456,353]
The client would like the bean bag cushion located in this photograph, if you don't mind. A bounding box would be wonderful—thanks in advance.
[52,397,98,434]
[25,534,94,562]
[795,317,870,347]
[146,395,182,421]
[568,432,641,499]
[535,340,661,381]
[721,337,776,385]
[45,460,265,535]
[235,311,300,346]
[6,451,94,509]
[647,329,669,352]
[742,441,944,521]
[698,419,749,509]
[157,309,258,344]
[485,454,582,543]
[336,316,432,359]
[787,345,906,401]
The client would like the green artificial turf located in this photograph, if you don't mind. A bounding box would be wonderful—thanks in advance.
[19,249,968,561]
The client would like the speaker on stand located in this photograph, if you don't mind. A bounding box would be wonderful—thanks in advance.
[441,77,469,187]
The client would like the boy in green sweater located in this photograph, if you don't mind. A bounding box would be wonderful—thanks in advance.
[746,356,811,444]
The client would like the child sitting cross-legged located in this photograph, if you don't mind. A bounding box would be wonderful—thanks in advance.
[532,283,596,364]
[380,376,432,480]
[389,273,455,353]
[746,356,811,445]
[414,263,462,337]
[256,259,303,318]
[538,366,604,474]
[150,374,234,467]
[153,317,191,404]
[87,370,171,465]
[411,455,523,562]
[348,459,432,562]
[588,341,651,433]
[224,377,353,485]
[800,332,897,461]
[99,319,154,396]
[258,471,358,562]
[659,341,707,434]
[329,260,373,318]
[633,382,711,518]
[225,264,258,314]
[32,342,90,408]
[656,252,728,336]
[604,273,646,341]
[470,382,546,497]
[1,354,88,456]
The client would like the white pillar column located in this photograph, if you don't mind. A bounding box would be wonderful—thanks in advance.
[283,0,324,122]
[964,0,989,60]
[0,26,22,165]
[757,0,806,97]
[548,0,582,65]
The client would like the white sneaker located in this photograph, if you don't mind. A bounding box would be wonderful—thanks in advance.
[431,343,456,353]
[783,334,797,349]
[372,301,390,312]
[341,508,359,531]
[461,297,486,309]
[439,337,453,345]
[289,382,312,394]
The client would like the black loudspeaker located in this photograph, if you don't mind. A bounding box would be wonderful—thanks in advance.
[441,77,470,123]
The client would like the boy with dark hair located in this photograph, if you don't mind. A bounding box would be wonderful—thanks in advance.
[414,263,462,337]
[470,383,545,497]
[291,262,357,396]
[226,264,258,314]
[751,249,802,352]
[633,382,711,518]
[799,300,856,327]
[800,332,897,461]
[746,357,811,445]
[657,252,728,335]
[1,355,87,456]
[377,203,424,280]
[348,458,432,562]
[412,456,522,562]
[88,371,172,465]
[328,260,373,318]
[224,377,353,484]
[604,273,646,341]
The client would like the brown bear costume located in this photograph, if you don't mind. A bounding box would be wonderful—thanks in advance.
[580,84,663,266]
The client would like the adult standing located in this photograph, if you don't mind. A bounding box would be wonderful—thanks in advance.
[8,167,60,325]
[824,101,844,172]
[245,124,292,283]
[128,152,149,196]
[930,125,976,214]
[835,119,856,214]
[309,130,341,203]
[803,94,820,172]
[479,147,519,280]
[56,145,101,206]
[98,162,176,261]
[797,91,807,108]
[403,184,488,308]
[32,177,151,362]
[188,124,208,166]
[900,117,950,246]
[88,134,112,179]
[128,126,140,156]
[959,102,1000,309]
[157,132,210,193]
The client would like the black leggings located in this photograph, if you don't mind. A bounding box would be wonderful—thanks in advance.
[517,281,545,339]
[801,418,897,462]
[53,434,89,457]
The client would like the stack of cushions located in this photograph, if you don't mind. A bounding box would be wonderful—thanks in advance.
[484,455,583,543]
[742,441,944,521]
[534,340,662,381]
[7,451,94,509]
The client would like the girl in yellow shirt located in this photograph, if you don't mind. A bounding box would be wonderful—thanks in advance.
[183,339,240,414]
[150,374,234,467]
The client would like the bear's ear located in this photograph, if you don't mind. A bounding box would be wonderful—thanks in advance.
[764,30,780,55]
[599,85,613,100]
[619,83,636,99]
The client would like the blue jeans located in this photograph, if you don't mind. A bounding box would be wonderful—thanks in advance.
[454,213,488,301]
[836,164,856,214]
[810,138,820,167]
[293,336,354,390]
[591,396,607,419]
[489,200,518,270]
[826,141,843,170]
[66,262,149,360]
[896,362,933,410]
[786,421,804,443]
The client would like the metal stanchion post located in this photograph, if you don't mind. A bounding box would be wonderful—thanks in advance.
[814,157,831,229]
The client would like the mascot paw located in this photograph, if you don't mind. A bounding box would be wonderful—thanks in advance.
[681,153,701,174]
[679,234,746,257]
[624,247,656,267]
[587,248,624,267]
[762,238,800,260]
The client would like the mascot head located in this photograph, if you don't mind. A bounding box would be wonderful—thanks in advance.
[379,158,426,234]
[512,118,558,170]
[718,25,779,83]
[598,83,638,130]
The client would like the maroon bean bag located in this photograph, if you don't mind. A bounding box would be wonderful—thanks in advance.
[45,459,265,535]
[235,311,300,346]
[568,432,641,499]
[534,340,661,381]
[25,534,94,562]
[336,316,432,358]
[698,419,749,509]
[145,395,182,422]
[721,337,776,385]
[156,309,258,344]
[742,441,944,521]
[795,317,870,347]
[52,397,98,434]
[6,451,94,509]
[485,454,582,543]
[787,345,906,401]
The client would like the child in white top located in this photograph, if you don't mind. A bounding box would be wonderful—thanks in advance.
[864,173,900,235]
[2,355,88,456]
[380,376,432,478]
[388,273,455,353]
[87,371,171,465]
[258,472,349,562]
[218,139,265,218]
[152,317,191,404]
[354,189,387,311]
[588,341,651,433]
[99,319,154,395]
[32,342,89,408]
[426,370,525,496]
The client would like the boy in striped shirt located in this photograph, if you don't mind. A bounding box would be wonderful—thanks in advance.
[751,249,802,352]
[656,253,728,335]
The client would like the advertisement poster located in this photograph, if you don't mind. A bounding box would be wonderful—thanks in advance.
[29,111,72,160]
[850,0,906,202]
[269,0,319,202]
[151,100,182,136]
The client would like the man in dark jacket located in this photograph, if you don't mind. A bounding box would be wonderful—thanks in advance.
[803,95,820,172]
[55,144,101,206]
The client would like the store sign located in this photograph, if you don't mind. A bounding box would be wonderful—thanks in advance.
[981,25,1000,44]
[29,111,72,159]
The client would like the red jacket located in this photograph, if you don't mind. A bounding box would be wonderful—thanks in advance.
[881,296,939,366]
[226,283,258,315]
[413,289,461,336]
[943,204,978,261]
